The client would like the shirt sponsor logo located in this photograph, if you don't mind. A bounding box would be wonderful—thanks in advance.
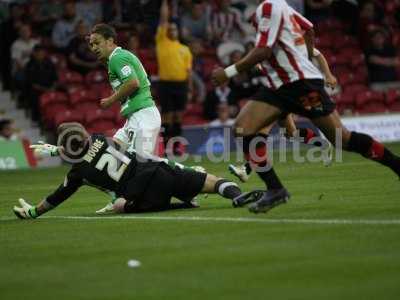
[121,65,132,76]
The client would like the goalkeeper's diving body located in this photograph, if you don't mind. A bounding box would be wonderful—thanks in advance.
[13,123,252,219]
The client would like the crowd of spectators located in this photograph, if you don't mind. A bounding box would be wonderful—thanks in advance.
[0,0,400,130]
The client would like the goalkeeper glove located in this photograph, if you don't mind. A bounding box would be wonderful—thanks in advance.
[30,141,59,157]
[13,198,38,219]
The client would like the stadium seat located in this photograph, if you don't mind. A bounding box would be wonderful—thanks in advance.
[58,70,84,85]
[39,91,69,110]
[315,35,332,49]
[85,70,108,85]
[48,53,67,70]
[385,89,400,106]
[343,84,369,97]
[69,88,97,105]
[87,121,117,134]
[96,83,113,99]
[42,103,71,128]
[85,108,116,125]
[53,109,85,127]
[388,102,400,112]
[355,90,385,108]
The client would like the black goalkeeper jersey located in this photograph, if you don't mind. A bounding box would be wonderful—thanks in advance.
[46,134,161,207]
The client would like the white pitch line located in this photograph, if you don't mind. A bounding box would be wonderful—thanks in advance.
[2,215,400,225]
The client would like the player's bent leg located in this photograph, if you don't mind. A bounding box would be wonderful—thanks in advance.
[313,111,400,177]
[234,100,282,136]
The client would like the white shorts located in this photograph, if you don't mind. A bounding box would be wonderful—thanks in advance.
[113,106,161,155]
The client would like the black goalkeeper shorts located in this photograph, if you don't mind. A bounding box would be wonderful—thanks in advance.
[124,164,207,213]
[252,79,336,119]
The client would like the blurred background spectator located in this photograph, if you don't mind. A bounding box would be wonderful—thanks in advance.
[209,103,235,127]
[0,119,20,141]
[67,21,100,74]
[366,29,400,91]
[23,45,58,122]
[11,23,39,91]
[180,0,212,43]
[51,1,82,51]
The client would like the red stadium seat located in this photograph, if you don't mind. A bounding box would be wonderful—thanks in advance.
[96,83,113,99]
[54,109,85,127]
[39,91,69,110]
[388,102,400,112]
[48,53,67,70]
[85,108,116,125]
[385,89,400,105]
[42,103,71,128]
[69,88,97,105]
[87,121,117,134]
[315,35,332,49]
[355,90,385,108]
[343,84,369,97]
[58,70,84,85]
[85,70,108,85]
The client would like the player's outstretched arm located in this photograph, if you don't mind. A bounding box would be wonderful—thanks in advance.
[211,47,272,86]
[30,141,62,158]
[313,49,337,88]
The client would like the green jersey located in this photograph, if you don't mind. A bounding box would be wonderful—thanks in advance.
[107,47,155,117]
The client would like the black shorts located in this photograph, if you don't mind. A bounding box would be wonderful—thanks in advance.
[252,79,336,119]
[158,81,188,113]
[124,164,207,213]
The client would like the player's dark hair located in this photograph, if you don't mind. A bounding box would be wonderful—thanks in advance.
[91,23,117,41]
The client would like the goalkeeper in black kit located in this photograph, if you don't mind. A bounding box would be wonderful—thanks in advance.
[13,123,253,219]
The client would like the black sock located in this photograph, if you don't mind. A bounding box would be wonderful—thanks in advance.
[255,162,284,190]
[347,131,400,175]
[215,179,242,200]
[242,134,284,190]
[298,128,322,147]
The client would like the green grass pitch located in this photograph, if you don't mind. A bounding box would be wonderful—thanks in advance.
[1,144,400,300]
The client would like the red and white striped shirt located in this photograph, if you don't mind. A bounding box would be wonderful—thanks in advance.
[252,0,322,90]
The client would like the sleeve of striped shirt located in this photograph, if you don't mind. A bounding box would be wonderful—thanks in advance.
[292,10,313,31]
[255,2,284,48]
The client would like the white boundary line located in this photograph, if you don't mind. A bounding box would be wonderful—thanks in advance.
[2,215,400,225]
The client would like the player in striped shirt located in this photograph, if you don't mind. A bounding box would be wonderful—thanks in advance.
[212,0,400,213]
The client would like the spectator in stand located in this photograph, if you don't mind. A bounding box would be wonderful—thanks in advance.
[76,0,103,28]
[366,29,400,91]
[127,34,140,55]
[189,39,206,104]
[358,1,385,48]
[29,0,63,37]
[181,0,212,43]
[51,1,81,51]
[203,82,235,120]
[67,21,100,74]
[209,103,235,127]
[156,0,193,155]
[24,45,58,121]
[11,23,39,90]
[211,0,246,44]
[305,0,332,23]
[0,119,20,141]
[1,3,26,91]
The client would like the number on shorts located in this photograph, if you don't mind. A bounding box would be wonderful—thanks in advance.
[95,146,131,181]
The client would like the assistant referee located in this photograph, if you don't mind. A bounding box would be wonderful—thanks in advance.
[156,0,193,155]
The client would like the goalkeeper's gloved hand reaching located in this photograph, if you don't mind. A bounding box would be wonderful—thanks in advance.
[13,198,38,219]
[30,141,60,158]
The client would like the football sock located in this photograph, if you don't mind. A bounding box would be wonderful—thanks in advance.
[347,131,400,176]
[242,134,284,190]
[215,179,242,199]
[298,128,322,147]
